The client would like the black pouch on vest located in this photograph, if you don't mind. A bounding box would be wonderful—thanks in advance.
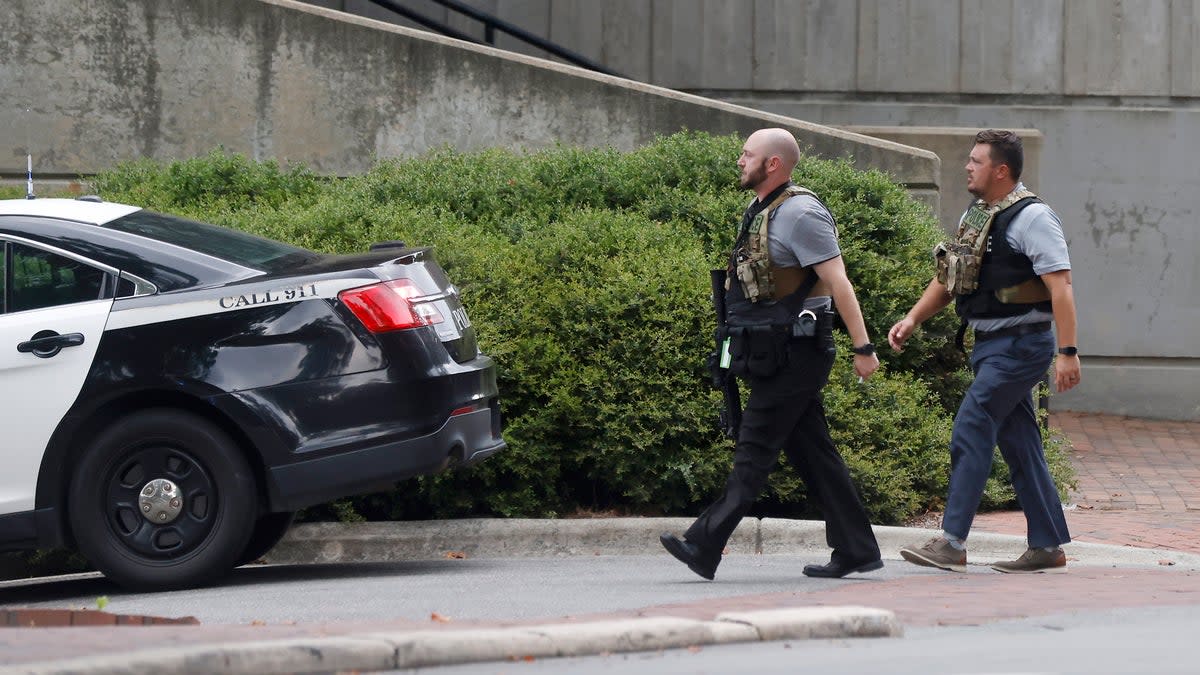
[727,325,790,378]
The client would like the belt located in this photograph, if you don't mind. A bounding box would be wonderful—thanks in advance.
[974,321,1051,343]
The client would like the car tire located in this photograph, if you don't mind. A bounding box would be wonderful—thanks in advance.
[237,511,296,566]
[68,409,256,591]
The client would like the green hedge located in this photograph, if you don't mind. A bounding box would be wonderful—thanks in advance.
[87,132,1075,525]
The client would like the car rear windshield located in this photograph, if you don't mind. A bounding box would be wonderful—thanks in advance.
[102,210,320,272]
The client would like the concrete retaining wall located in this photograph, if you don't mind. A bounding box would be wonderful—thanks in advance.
[0,0,937,193]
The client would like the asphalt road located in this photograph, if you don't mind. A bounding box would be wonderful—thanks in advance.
[4,553,922,624]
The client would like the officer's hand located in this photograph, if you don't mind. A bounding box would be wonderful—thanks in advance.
[1054,355,1081,393]
[854,352,880,379]
[887,318,916,352]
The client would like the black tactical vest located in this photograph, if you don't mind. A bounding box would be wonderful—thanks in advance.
[955,197,1052,320]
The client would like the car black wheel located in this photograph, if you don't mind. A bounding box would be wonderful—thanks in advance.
[68,409,256,591]
[238,511,296,566]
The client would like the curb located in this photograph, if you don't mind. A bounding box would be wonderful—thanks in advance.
[2,607,900,675]
[264,517,1200,570]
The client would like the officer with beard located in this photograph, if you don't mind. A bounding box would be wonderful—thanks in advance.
[660,128,884,580]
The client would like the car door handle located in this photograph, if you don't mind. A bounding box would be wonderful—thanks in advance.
[17,331,86,357]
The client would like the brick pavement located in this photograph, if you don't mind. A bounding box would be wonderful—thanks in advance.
[973,411,1200,553]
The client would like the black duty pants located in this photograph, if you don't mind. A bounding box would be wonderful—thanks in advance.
[684,337,880,565]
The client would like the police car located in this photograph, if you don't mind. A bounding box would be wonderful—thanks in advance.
[0,197,505,590]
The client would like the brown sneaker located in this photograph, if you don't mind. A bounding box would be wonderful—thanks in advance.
[991,547,1067,574]
[900,536,967,572]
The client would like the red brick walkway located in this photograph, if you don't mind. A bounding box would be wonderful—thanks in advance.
[973,411,1200,553]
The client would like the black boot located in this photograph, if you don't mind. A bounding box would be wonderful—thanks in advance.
[802,558,884,578]
[659,533,720,580]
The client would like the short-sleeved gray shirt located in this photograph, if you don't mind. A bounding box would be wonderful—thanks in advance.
[764,193,840,309]
[968,183,1072,330]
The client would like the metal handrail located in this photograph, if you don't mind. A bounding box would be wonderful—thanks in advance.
[364,0,623,78]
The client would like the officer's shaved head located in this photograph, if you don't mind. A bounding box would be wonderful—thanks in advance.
[739,128,800,195]
[749,128,800,171]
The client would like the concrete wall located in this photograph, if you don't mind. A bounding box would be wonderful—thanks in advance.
[0,0,937,195]
[317,0,1199,419]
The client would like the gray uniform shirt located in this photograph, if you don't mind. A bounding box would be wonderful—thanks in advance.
[968,183,1072,331]
[765,193,839,310]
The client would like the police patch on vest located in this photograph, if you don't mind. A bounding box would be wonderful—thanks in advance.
[961,203,991,234]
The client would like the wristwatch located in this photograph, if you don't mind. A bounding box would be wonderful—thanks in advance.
[851,342,876,356]
[1057,346,1079,356]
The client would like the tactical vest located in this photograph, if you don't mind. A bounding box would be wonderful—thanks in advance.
[725,184,829,327]
[939,190,1052,320]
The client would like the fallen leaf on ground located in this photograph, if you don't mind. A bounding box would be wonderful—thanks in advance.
[430,612,452,623]
[445,551,467,559]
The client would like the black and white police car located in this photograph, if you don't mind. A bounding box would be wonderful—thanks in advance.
[0,197,505,590]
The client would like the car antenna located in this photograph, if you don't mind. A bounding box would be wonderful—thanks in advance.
[24,107,36,199]
[26,152,35,200]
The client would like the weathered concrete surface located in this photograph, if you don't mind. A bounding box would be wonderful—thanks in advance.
[323,0,1200,99]
[0,0,937,197]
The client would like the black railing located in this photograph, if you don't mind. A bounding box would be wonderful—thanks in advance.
[364,0,623,78]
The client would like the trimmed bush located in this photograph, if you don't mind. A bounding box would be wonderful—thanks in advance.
[88,132,1075,525]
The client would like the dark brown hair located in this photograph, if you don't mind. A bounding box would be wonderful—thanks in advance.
[974,129,1023,181]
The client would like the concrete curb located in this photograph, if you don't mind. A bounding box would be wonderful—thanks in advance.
[2,607,901,675]
[265,517,1200,571]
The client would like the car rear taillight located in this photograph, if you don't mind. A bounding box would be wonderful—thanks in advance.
[339,279,444,333]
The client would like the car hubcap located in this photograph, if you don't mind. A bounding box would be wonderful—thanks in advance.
[138,478,183,524]
[105,447,218,559]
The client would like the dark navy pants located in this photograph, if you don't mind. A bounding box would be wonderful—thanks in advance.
[685,338,881,566]
[941,328,1072,548]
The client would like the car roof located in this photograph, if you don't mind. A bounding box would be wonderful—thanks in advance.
[0,198,263,292]
[0,198,141,224]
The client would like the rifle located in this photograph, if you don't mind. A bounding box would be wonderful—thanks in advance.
[707,269,742,439]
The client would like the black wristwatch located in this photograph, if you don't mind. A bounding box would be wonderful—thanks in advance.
[1057,346,1079,356]
[851,342,876,356]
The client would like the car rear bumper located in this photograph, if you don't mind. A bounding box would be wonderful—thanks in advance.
[266,402,506,512]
